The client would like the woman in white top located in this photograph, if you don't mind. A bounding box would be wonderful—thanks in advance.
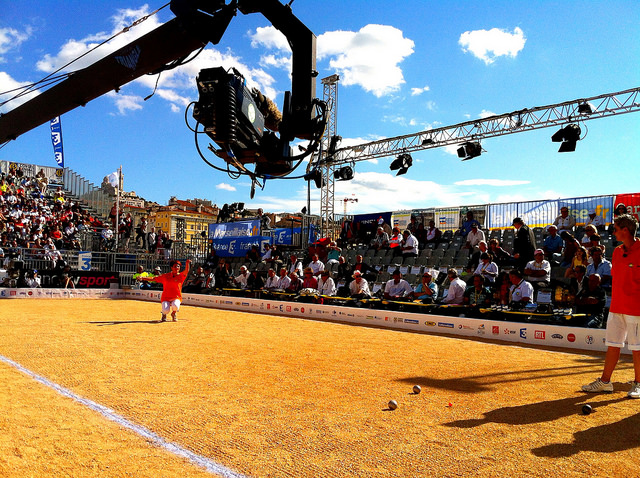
[473,252,498,283]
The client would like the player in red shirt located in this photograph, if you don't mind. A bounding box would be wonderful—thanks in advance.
[140,259,190,322]
[582,215,640,398]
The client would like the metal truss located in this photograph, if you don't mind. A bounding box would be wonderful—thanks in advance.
[319,74,339,238]
[330,86,640,165]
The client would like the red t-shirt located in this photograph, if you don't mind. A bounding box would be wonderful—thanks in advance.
[609,240,640,316]
[154,271,188,302]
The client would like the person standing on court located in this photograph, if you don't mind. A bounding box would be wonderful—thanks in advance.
[582,215,640,398]
[139,259,191,322]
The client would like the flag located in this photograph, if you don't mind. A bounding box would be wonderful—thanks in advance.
[50,116,64,167]
[107,171,119,188]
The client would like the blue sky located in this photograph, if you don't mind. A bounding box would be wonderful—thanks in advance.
[1,0,639,215]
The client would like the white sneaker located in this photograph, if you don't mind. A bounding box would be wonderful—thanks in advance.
[628,381,640,399]
[581,378,613,393]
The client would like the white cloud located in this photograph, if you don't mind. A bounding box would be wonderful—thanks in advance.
[0,27,31,61]
[459,27,526,65]
[454,179,531,187]
[411,85,430,96]
[250,24,414,98]
[478,109,496,119]
[216,183,237,192]
[0,72,38,112]
[106,91,143,114]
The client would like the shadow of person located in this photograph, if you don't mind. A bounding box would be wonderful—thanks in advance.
[533,410,640,457]
[444,394,626,428]
[398,376,493,394]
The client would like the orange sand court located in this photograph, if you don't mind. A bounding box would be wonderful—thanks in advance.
[1,298,639,477]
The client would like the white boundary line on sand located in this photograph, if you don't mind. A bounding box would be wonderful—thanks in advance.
[0,354,248,478]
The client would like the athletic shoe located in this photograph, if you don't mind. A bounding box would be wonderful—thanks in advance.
[171,311,177,322]
[581,378,613,393]
[628,381,640,399]
[161,314,167,322]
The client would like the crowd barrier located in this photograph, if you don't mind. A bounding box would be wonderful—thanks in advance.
[1,288,613,355]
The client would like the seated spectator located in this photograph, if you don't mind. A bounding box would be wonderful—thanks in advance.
[245,245,261,263]
[183,266,206,293]
[586,247,612,286]
[464,223,485,250]
[581,224,598,248]
[463,274,492,306]
[24,269,42,288]
[553,206,576,232]
[508,269,534,305]
[246,269,265,291]
[388,227,403,255]
[233,266,250,289]
[101,226,115,251]
[335,256,351,282]
[524,249,551,289]
[575,273,607,328]
[317,270,337,296]
[302,267,318,289]
[351,254,377,283]
[214,260,232,289]
[286,272,303,293]
[585,233,605,256]
[413,270,438,303]
[326,242,341,265]
[287,254,303,276]
[441,269,466,305]
[349,270,371,299]
[473,252,498,285]
[261,243,273,263]
[424,220,442,245]
[543,225,563,262]
[564,246,589,279]
[203,249,218,271]
[264,268,280,291]
[369,227,389,251]
[383,269,413,300]
[202,265,215,292]
[569,265,588,297]
[133,265,153,290]
[585,209,605,231]
[277,267,291,290]
[559,231,580,267]
[400,229,419,258]
[308,254,324,277]
[488,239,513,268]
[467,241,488,273]
[495,271,511,305]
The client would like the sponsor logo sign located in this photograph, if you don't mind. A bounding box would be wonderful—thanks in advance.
[438,322,454,328]
[520,328,527,339]
[567,333,576,342]
[535,330,546,340]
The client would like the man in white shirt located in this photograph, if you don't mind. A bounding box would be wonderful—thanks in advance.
[442,269,466,305]
[401,230,419,258]
[585,209,605,230]
[234,266,249,289]
[317,270,337,296]
[264,268,280,291]
[524,249,551,288]
[349,271,371,298]
[384,269,413,300]
[509,269,534,305]
[277,267,291,290]
[465,223,486,250]
[553,206,576,232]
[308,254,325,276]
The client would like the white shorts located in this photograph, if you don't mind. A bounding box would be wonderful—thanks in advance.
[161,299,181,314]
[605,313,640,350]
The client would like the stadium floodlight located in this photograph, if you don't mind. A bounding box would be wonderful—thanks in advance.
[551,123,581,152]
[457,141,482,161]
[334,166,354,181]
[389,153,412,176]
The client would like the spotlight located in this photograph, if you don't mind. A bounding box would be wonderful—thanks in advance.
[422,138,434,146]
[578,102,594,115]
[551,124,581,152]
[304,169,324,188]
[334,166,354,181]
[457,142,482,161]
[389,153,412,176]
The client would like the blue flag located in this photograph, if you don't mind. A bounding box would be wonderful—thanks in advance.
[50,116,64,167]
